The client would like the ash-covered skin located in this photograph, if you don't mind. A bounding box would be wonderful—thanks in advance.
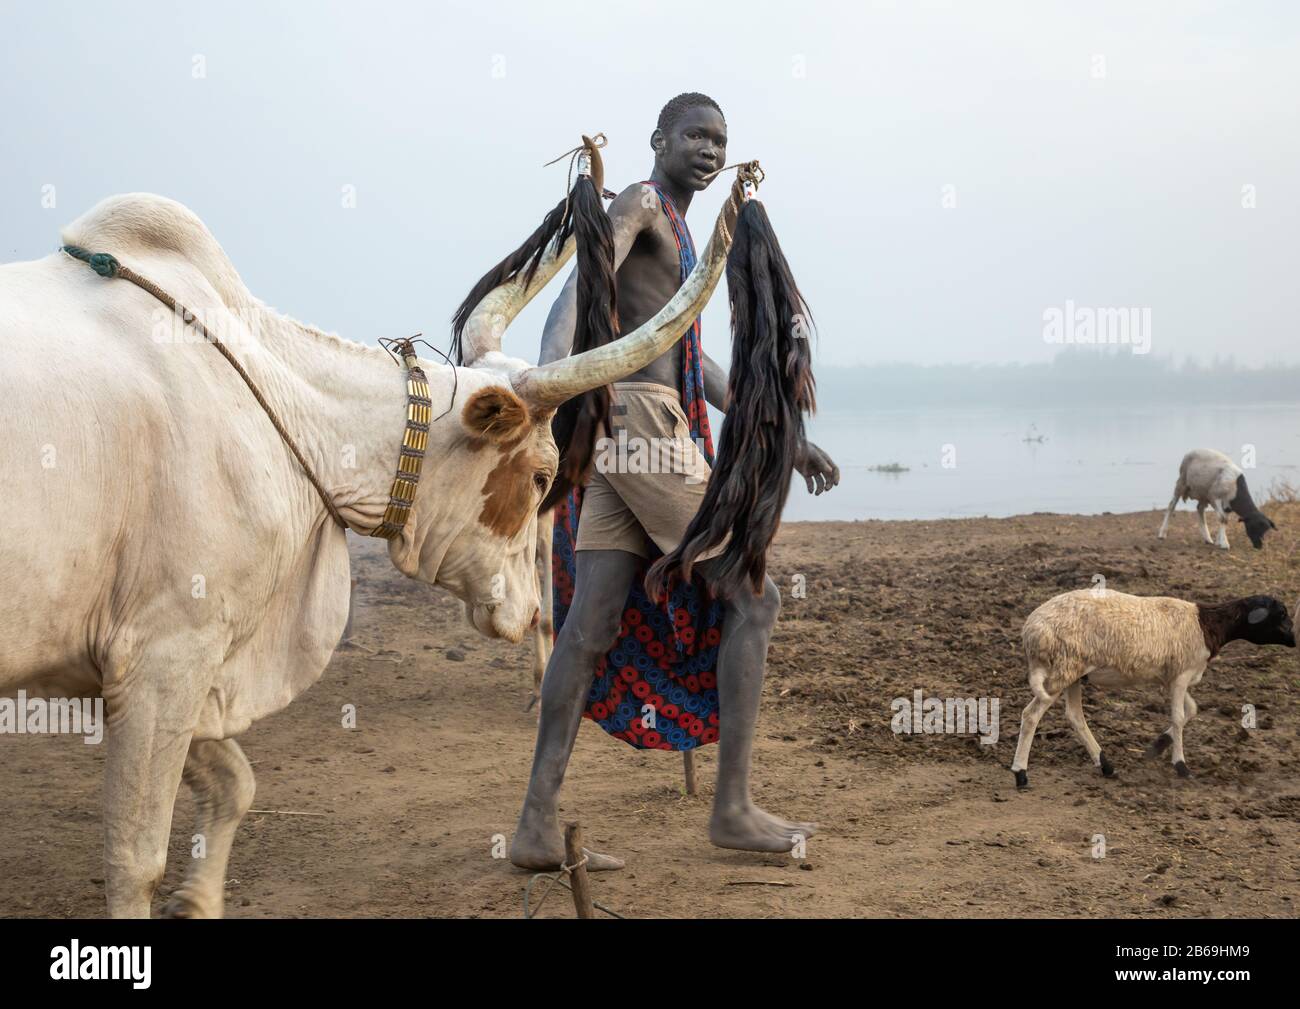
[512,94,838,871]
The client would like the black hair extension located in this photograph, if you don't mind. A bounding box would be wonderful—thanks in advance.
[539,174,619,512]
[645,198,815,599]
[449,196,576,367]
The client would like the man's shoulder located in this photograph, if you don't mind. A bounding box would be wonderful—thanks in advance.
[608,182,665,229]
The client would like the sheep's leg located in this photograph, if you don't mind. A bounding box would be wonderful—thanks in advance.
[1010,667,1059,789]
[1157,490,1180,539]
[1212,501,1230,549]
[1167,675,1195,777]
[1178,690,1199,769]
[1151,685,1201,764]
[1064,681,1113,777]
[1196,502,1213,545]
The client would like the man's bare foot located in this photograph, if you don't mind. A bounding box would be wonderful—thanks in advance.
[509,813,625,872]
[709,802,818,853]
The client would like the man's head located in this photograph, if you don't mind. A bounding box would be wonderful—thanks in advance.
[651,92,727,192]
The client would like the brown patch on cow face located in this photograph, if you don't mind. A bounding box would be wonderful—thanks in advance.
[479,438,551,539]
[464,385,558,538]
[462,386,530,445]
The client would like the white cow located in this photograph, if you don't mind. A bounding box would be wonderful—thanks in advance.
[1156,448,1276,550]
[0,191,735,917]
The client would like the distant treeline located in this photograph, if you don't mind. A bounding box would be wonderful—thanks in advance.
[814,350,1300,410]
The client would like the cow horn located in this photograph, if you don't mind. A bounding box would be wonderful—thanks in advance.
[458,135,610,365]
[514,167,756,408]
[459,234,576,365]
[580,134,607,197]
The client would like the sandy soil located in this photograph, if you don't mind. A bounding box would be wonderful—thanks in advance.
[3,505,1298,918]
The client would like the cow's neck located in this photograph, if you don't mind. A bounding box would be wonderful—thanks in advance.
[250,309,458,572]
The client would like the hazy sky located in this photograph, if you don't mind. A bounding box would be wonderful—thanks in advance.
[2,1,1297,367]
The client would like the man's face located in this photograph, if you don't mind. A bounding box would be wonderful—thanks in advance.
[655,105,728,192]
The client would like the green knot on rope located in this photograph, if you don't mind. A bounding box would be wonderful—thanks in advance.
[62,244,120,278]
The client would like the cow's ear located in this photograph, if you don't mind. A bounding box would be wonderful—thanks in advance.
[461,386,531,445]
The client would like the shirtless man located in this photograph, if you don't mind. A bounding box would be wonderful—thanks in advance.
[511,92,840,871]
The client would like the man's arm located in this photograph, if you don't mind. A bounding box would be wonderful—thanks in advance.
[537,185,657,366]
[795,440,840,495]
[537,269,579,365]
[702,350,839,496]
[702,351,729,411]
[686,224,837,496]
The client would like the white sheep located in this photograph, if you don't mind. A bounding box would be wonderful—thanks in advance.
[1157,448,1276,549]
[1010,588,1295,788]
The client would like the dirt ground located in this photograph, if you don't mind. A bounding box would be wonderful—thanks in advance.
[4,505,1298,918]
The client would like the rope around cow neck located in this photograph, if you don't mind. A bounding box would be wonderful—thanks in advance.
[61,245,349,530]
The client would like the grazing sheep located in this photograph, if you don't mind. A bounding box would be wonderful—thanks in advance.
[1157,448,1276,549]
[1010,588,1295,788]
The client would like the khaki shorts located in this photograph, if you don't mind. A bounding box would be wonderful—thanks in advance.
[574,382,724,561]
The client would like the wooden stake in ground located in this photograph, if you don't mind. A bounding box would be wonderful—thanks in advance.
[563,821,595,919]
[682,750,698,796]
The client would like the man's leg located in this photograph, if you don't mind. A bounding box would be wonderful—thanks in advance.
[510,548,641,870]
[704,568,817,851]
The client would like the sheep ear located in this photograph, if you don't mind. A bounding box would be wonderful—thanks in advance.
[1247,606,1269,625]
[1269,518,1278,530]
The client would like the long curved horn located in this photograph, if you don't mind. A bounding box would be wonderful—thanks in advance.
[459,135,608,364]
[581,133,608,200]
[459,234,576,364]
[514,166,758,409]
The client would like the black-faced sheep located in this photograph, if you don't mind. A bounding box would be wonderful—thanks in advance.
[1010,589,1295,788]
[1157,448,1276,549]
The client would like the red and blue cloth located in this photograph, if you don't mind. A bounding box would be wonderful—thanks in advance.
[550,180,726,750]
